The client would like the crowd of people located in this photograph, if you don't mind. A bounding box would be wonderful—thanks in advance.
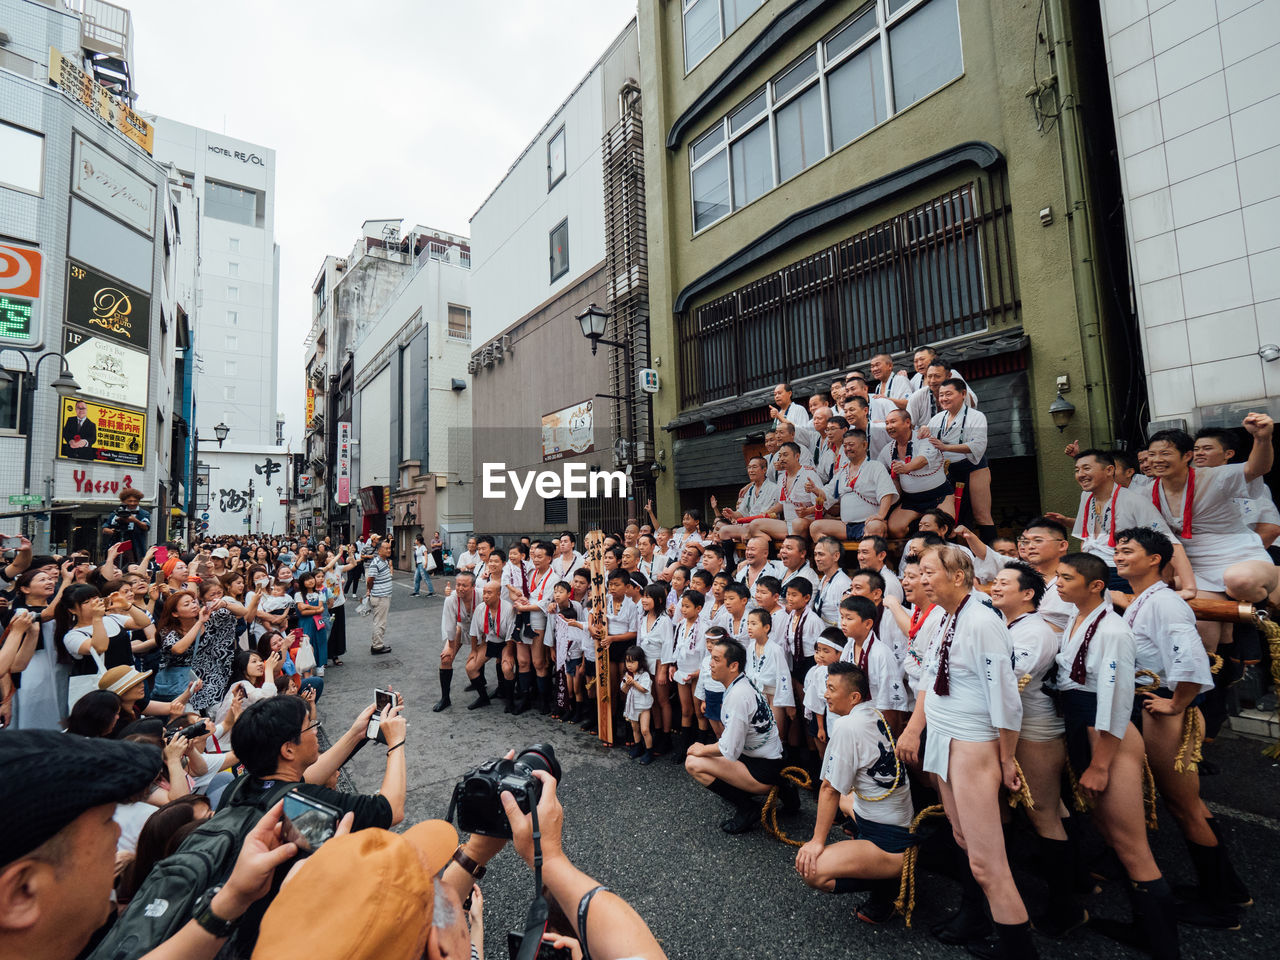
[3,347,1279,960]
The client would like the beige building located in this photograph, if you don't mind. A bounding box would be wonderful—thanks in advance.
[639,0,1141,526]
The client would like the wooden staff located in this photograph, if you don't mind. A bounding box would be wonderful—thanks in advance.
[1111,592,1259,625]
[584,529,613,746]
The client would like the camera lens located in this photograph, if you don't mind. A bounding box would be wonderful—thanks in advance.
[517,743,562,784]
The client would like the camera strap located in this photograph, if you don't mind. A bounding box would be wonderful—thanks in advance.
[513,797,549,960]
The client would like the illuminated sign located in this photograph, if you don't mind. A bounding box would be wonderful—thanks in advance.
[58,396,146,467]
[305,388,315,428]
[65,261,150,350]
[0,241,42,346]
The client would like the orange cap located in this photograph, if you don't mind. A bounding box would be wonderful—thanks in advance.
[252,819,458,960]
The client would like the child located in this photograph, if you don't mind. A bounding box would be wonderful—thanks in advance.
[294,570,330,678]
[622,645,656,764]
[745,607,794,736]
[637,582,674,753]
[695,624,729,740]
[670,588,705,762]
[548,581,586,721]
[837,594,909,728]
[804,630,845,760]
[723,581,752,643]
[253,578,293,642]
[666,565,690,618]
[571,568,591,605]
[698,570,730,632]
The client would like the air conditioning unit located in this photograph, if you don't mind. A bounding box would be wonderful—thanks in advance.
[467,358,480,374]
[492,339,504,361]
[482,345,495,367]
[501,334,512,355]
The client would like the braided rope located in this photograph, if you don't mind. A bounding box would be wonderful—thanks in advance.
[894,803,947,927]
[1173,707,1203,774]
[853,708,903,803]
[1134,668,1161,692]
[1142,757,1158,830]
[1016,673,1032,693]
[761,766,813,847]
[1208,652,1224,675]
[1006,758,1035,809]
[1065,760,1092,813]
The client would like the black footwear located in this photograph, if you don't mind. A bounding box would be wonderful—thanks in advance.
[580,709,598,733]
[1133,878,1181,960]
[931,867,992,945]
[432,669,453,712]
[721,803,760,834]
[536,675,553,715]
[370,646,392,655]
[965,921,1037,960]
[1032,836,1088,938]
[856,881,899,924]
[466,676,491,710]
[637,750,655,765]
[779,780,801,814]
[1173,821,1253,908]
[671,728,691,763]
[629,744,645,759]
[511,673,534,716]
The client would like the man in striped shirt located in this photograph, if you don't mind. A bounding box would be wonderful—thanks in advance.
[365,538,395,655]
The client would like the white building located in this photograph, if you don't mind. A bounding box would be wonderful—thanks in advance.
[149,118,281,446]
[1100,0,1280,429]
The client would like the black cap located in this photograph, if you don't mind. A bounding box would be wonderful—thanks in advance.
[0,731,161,866]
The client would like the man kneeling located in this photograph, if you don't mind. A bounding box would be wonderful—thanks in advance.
[685,636,796,833]
[794,662,914,924]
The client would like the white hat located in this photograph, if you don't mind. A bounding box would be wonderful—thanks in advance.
[211,547,230,559]
[816,635,846,652]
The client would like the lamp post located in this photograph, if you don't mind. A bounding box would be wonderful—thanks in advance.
[0,351,82,541]
[188,421,230,541]
[577,303,637,512]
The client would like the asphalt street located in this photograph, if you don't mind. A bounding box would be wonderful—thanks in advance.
[318,571,1280,959]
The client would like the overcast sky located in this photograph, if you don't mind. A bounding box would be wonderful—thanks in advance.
[125,0,638,449]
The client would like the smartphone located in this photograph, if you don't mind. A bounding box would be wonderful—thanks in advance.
[507,932,573,960]
[187,669,202,687]
[0,536,22,550]
[280,790,341,853]
[114,541,132,554]
[155,546,170,566]
[367,688,397,739]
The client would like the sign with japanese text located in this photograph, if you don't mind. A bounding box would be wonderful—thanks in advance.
[48,47,155,155]
[65,260,151,350]
[0,241,43,346]
[63,327,149,408]
[58,396,146,467]
[336,421,351,506]
[541,399,594,463]
[306,388,315,428]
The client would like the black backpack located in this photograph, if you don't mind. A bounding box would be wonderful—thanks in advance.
[89,778,297,960]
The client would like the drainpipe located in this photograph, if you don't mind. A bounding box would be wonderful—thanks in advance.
[1041,0,1114,446]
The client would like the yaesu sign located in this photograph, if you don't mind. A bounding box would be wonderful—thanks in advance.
[65,261,150,350]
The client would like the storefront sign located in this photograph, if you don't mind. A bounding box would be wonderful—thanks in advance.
[63,327,149,408]
[305,388,315,428]
[358,486,385,514]
[71,136,156,236]
[65,261,150,350]
[48,47,155,155]
[0,241,43,347]
[541,399,594,463]
[70,469,136,497]
[58,397,146,467]
[336,421,351,506]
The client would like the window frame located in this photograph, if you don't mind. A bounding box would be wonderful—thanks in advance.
[547,126,567,191]
[549,218,570,283]
[687,0,962,235]
[0,371,24,435]
[0,120,45,197]
[683,0,767,74]
[447,304,472,341]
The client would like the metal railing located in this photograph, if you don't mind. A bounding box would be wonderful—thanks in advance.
[676,175,1019,408]
[77,0,132,60]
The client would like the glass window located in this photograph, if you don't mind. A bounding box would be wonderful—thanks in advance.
[225,335,238,350]
[730,121,772,209]
[828,39,887,148]
[549,219,570,282]
[228,310,238,325]
[773,53,818,101]
[229,238,239,252]
[205,179,258,226]
[0,122,43,195]
[448,304,471,340]
[890,0,963,110]
[227,286,239,302]
[0,372,21,431]
[692,156,731,231]
[547,127,566,190]
[730,90,767,134]
[227,262,239,277]
[225,360,238,376]
[223,386,236,401]
[683,0,721,71]
[826,5,877,60]
[776,83,824,181]
[691,124,725,165]
[722,0,763,35]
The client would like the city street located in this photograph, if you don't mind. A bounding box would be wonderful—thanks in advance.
[322,571,1280,960]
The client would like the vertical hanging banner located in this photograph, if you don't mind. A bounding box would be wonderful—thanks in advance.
[305,388,315,428]
[336,421,351,506]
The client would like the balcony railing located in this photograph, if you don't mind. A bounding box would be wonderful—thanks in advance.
[77,0,132,60]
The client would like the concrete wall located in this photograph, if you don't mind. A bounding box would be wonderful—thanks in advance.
[637,0,1107,520]
[1098,0,1280,426]
[198,445,289,537]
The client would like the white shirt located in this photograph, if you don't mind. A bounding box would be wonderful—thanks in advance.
[672,618,703,675]
[413,544,428,567]
[441,587,481,646]
[779,562,820,597]
[876,565,905,602]
[605,594,640,638]
[1071,484,1174,566]
[839,631,908,713]
[822,458,898,525]
[547,600,588,667]
[551,550,585,579]
[745,639,794,708]
[457,549,479,573]
[878,435,949,493]
[927,406,989,465]
[906,387,941,430]
[718,674,784,760]
[821,701,914,827]
[775,467,822,523]
[1005,612,1065,739]
[909,369,977,405]
[1055,605,1135,738]
[735,479,780,518]
[1123,581,1212,694]
[782,604,824,663]
[525,565,558,630]
[777,401,810,428]
[803,663,830,717]
[872,373,912,402]
[469,600,515,644]
[811,569,852,627]
[1038,574,1077,633]
[637,611,674,667]
[735,559,786,600]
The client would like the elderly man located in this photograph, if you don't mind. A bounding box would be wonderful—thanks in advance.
[735,533,786,598]
[685,635,795,833]
[365,537,395,655]
[748,442,822,542]
[436,570,481,711]
[769,382,810,428]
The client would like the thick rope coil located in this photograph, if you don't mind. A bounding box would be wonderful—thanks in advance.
[1142,757,1158,830]
[1134,668,1161,692]
[853,708,903,803]
[1017,673,1032,693]
[1065,761,1092,813]
[1208,652,1224,675]
[1173,707,1203,774]
[894,804,947,927]
[1006,758,1035,809]
[761,766,813,847]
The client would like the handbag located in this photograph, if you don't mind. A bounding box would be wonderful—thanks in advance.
[294,635,317,673]
[426,553,437,573]
[67,647,107,708]
[154,627,204,700]
[312,614,329,632]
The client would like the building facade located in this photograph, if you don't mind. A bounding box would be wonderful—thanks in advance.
[638,0,1139,526]
[1,0,192,551]
[1098,0,1280,432]
[149,117,280,447]
[468,19,650,541]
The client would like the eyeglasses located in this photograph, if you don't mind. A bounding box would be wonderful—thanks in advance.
[301,720,321,734]
[1016,536,1064,546]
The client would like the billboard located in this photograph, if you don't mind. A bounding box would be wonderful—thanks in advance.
[48,47,155,155]
[63,327,149,408]
[541,399,594,463]
[0,241,43,347]
[64,261,151,350]
[336,421,351,506]
[72,136,156,236]
[305,388,315,428]
[58,397,146,467]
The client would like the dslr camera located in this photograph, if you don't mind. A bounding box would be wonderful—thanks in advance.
[448,743,561,838]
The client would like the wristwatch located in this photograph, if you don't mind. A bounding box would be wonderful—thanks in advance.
[192,885,239,938]
[451,846,487,880]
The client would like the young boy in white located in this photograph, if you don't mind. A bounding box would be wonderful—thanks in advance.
[803,633,845,753]
[744,608,794,737]
[622,646,656,764]
[837,595,908,722]
[795,661,914,925]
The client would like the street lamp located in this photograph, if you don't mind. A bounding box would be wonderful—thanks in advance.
[576,303,637,511]
[1048,392,1076,432]
[577,302,611,354]
[213,421,229,447]
[0,351,82,540]
[189,422,231,540]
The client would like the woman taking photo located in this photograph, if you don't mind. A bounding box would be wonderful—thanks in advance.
[5,567,68,728]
